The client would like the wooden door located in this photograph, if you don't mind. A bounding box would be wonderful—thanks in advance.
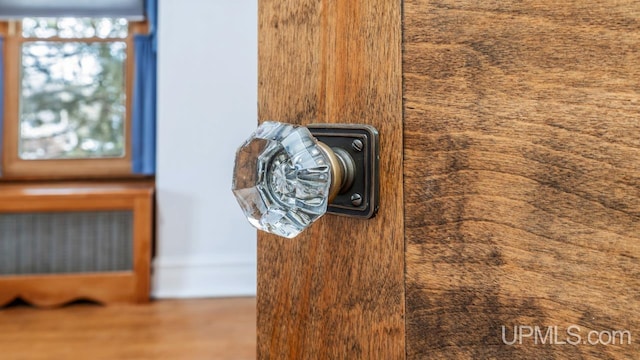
[258,0,639,358]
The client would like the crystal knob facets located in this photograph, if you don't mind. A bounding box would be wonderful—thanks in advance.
[232,121,340,238]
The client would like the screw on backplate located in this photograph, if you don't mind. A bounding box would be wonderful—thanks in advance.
[350,193,363,207]
[351,139,364,152]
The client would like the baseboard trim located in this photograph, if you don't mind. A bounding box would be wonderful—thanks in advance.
[151,255,256,298]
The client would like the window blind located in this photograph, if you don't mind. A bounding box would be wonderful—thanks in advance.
[0,0,145,20]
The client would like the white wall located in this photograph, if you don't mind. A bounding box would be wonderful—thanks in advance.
[154,0,257,298]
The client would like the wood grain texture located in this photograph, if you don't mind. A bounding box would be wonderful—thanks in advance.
[0,298,256,360]
[0,182,154,306]
[404,1,640,358]
[257,0,404,358]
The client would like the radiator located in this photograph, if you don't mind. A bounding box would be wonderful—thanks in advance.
[0,182,153,306]
[0,211,134,275]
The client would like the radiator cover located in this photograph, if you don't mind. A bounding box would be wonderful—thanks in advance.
[0,211,134,275]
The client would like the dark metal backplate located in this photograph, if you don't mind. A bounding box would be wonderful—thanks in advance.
[308,124,379,219]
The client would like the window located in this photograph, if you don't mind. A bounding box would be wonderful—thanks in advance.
[21,18,128,160]
[2,17,147,178]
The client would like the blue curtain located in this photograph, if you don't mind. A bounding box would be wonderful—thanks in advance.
[131,0,157,175]
[0,36,4,177]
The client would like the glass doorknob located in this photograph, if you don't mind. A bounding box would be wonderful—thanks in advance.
[232,121,357,238]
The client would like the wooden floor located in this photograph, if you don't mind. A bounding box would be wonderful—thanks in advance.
[0,297,256,360]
